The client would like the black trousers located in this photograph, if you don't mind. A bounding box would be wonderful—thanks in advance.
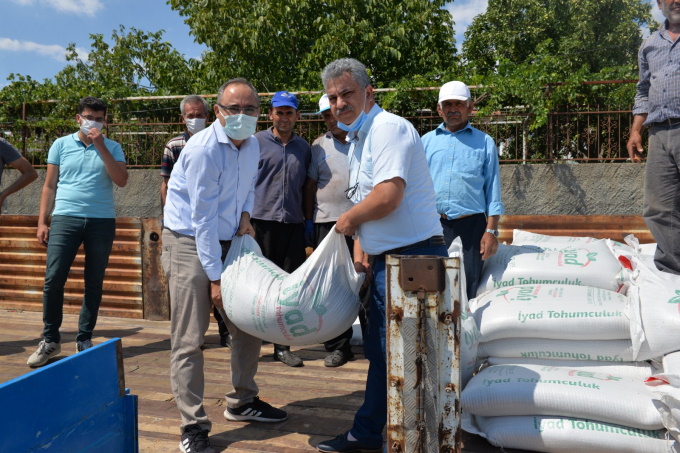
[252,219,306,353]
[315,222,369,353]
[440,213,487,300]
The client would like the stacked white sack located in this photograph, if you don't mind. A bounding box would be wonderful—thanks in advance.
[486,357,654,380]
[462,364,664,429]
[473,284,636,362]
[477,241,626,296]
[220,230,363,346]
[628,256,680,361]
[448,237,480,387]
[463,414,678,453]
[471,284,630,341]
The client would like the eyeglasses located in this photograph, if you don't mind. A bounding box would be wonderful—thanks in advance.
[345,147,361,200]
[80,114,106,123]
[217,103,258,116]
[344,183,359,200]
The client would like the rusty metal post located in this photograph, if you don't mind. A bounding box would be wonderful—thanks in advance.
[386,254,461,453]
[141,217,169,320]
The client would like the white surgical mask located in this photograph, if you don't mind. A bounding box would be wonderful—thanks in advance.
[220,111,257,141]
[185,118,207,135]
[79,118,103,135]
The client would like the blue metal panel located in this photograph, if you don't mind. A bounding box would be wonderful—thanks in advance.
[0,338,138,452]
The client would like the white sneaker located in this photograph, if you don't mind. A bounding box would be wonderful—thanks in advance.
[76,339,93,352]
[27,340,61,368]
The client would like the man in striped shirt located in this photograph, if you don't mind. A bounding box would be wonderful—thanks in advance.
[628,0,680,275]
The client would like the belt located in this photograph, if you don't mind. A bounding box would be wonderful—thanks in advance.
[440,213,475,220]
[379,235,446,257]
[652,118,680,128]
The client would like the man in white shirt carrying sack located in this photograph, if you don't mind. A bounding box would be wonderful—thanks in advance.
[316,58,448,453]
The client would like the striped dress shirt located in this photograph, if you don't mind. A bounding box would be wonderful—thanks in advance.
[633,21,680,126]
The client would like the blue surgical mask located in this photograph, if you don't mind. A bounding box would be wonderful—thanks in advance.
[337,90,369,132]
[337,110,368,133]
[220,111,257,141]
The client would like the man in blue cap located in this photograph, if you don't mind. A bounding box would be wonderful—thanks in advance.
[252,91,312,367]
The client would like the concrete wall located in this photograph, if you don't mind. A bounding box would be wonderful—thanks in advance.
[0,163,645,217]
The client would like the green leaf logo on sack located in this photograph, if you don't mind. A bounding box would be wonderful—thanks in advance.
[668,290,680,304]
[557,249,597,267]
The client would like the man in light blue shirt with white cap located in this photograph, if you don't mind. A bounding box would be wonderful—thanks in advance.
[422,81,505,300]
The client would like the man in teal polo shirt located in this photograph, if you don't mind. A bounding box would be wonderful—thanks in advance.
[28,96,128,368]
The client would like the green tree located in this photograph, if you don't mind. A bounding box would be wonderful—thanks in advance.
[168,0,457,92]
[0,26,196,119]
[461,0,652,127]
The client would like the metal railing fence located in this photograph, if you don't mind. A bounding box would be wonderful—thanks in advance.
[1,100,640,166]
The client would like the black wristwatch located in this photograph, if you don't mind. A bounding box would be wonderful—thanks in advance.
[485,228,499,238]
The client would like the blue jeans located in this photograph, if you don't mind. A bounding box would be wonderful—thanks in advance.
[42,215,116,343]
[350,242,448,444]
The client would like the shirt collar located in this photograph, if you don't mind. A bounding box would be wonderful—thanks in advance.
[268,126,298,144]
[326,130,349,145]
[658,21,678,43]
[435,121,472,135]
[348,103,383,141]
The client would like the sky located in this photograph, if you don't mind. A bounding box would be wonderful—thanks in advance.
[0,0,667,89]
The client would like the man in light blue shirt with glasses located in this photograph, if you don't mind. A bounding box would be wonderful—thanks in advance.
[162,78,287,453]
[422,81,505,300]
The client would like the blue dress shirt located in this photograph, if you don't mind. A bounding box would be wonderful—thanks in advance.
[422,122,504,220]
[163,121,260,281]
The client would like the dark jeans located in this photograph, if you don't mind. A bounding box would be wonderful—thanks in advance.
[42,215,116,343]
[315,222,368,354]
[645,124,680,275]
[440,213,487,300]
[252,219,306,353]
[350,241,448,444]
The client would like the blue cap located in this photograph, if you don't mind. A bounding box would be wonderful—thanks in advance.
[271,91,298,109]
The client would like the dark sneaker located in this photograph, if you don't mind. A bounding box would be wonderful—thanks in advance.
[273,349,303,367]
[317,432,382,452]
[76,339,93,352]
[179,424,214,453]
[324,350,355,367]
[224,396,287,422]
[27,340,61,368]
[220,333,232,349]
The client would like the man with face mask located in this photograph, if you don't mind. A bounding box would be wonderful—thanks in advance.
[317,59,447,453]
[160,95,210,207]
[28,96,128,368]
[162,79,287,453]
[627,0,680,275]
[160,95,231,348]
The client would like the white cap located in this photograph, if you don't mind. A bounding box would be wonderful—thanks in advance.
[317,94,330,114]
[438,81,471,103]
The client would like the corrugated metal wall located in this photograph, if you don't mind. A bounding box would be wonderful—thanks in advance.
[0,216,143,318]
[0,214,653,320]
[497,215,653,246]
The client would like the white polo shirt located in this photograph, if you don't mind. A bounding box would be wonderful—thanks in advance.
[347,104,442,255]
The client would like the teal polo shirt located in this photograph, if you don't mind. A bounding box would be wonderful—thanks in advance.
[48,132,126,218]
